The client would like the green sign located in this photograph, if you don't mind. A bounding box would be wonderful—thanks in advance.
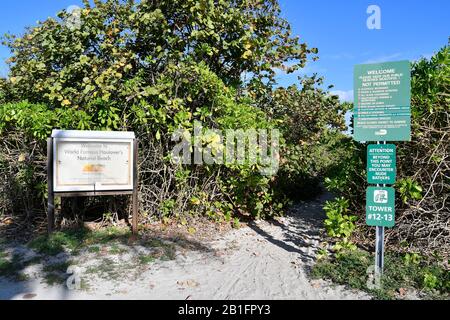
[367,144,396,184]
[366,187,395,227]
[354,61,411,142]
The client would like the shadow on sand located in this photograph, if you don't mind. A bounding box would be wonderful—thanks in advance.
[247,192,334,266]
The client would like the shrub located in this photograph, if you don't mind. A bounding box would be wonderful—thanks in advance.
[324,198,357,239]
[312,249,450,299]
[0,0,346,228]
[273,77,350,202]
[396,178,423,204]
[323,197,358,252]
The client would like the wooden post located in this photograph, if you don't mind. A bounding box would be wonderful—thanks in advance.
[132,139,139,235]
[47,138,55,234]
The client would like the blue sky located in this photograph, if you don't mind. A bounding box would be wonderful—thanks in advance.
[277,0,449,100]
[0,0,449,102]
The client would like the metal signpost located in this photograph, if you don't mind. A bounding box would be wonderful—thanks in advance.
[47,130,139,235]
[354,60,411,279]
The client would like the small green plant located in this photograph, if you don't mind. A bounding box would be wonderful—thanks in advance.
[312,249,450,300]
[138,255,156,265]
[316,248,329,261]
[86,258,119,279]
[396,178,423,204]
[0,253,35,280]
[333,238,357,255]
[423,272,440,290]
[323,198,357,252]
[28,231,82,255]
[232,217,241,229]
[188,226,196,234]
[404,252,421,265]
[0,254,15,277]
[43,261,73,273]
[161,199,176,217]
[324,197,357,238]
[28,227,131,256]
[312,249,371,291]
[109,244,126,255]
[88,246,101,253]
[142,239,176,261]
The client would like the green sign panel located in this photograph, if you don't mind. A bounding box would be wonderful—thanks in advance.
[354,61,411,142]
[366,187,395,227]
[367,144,396,184]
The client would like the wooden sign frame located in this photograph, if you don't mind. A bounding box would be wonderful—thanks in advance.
[46,137,139,235]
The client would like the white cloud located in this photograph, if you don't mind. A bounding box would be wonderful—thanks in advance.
[330,90,354,103]
[295,64,327,76]
[273,61,326,77]
[323,53,355,60]
[363,53,403,64]
[415,52,434,61]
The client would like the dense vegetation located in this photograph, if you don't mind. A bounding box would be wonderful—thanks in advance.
[0,0,448,299]
[0,0,345,233]
[0,0,447,275]
[313,249,449,300]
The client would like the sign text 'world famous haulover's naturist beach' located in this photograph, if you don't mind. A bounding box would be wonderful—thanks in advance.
[52,130,136,192]
[47,130,139,234]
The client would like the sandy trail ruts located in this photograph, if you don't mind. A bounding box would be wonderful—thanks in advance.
[0,193,370,300]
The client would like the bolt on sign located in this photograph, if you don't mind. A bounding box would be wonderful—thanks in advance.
[354,60,411,142]
[367,144,396,185]
[366,187,395,228]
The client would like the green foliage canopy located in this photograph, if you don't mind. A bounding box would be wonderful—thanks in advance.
[2,0,315,111]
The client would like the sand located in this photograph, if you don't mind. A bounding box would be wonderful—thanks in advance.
[0,193,370,300]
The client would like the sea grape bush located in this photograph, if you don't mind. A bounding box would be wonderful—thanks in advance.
[323,198,357,239]
[0,0,346,227]
[396,178,423,204]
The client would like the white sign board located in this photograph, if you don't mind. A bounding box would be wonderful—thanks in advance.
[52,130,135,192]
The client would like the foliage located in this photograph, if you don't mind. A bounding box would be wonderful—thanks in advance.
[2,0,313,108]
[323,197,357,239]
[396,178,423,204]
[28,226,130,255]
[0,0,345,228]
[0,101,94,139]
[404,252,422,265]
[323,197,358,252]
[394,45,449,254]
[323,137,366,209]
[273,76,350,201]
[312,249,450,300]
[232,217,241,229]
[0,253,31,281]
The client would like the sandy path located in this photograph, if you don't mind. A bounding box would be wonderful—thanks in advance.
[0,193,370,300]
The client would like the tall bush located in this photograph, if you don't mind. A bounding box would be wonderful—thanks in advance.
[0,0,346,228]
[325,45,450,255]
